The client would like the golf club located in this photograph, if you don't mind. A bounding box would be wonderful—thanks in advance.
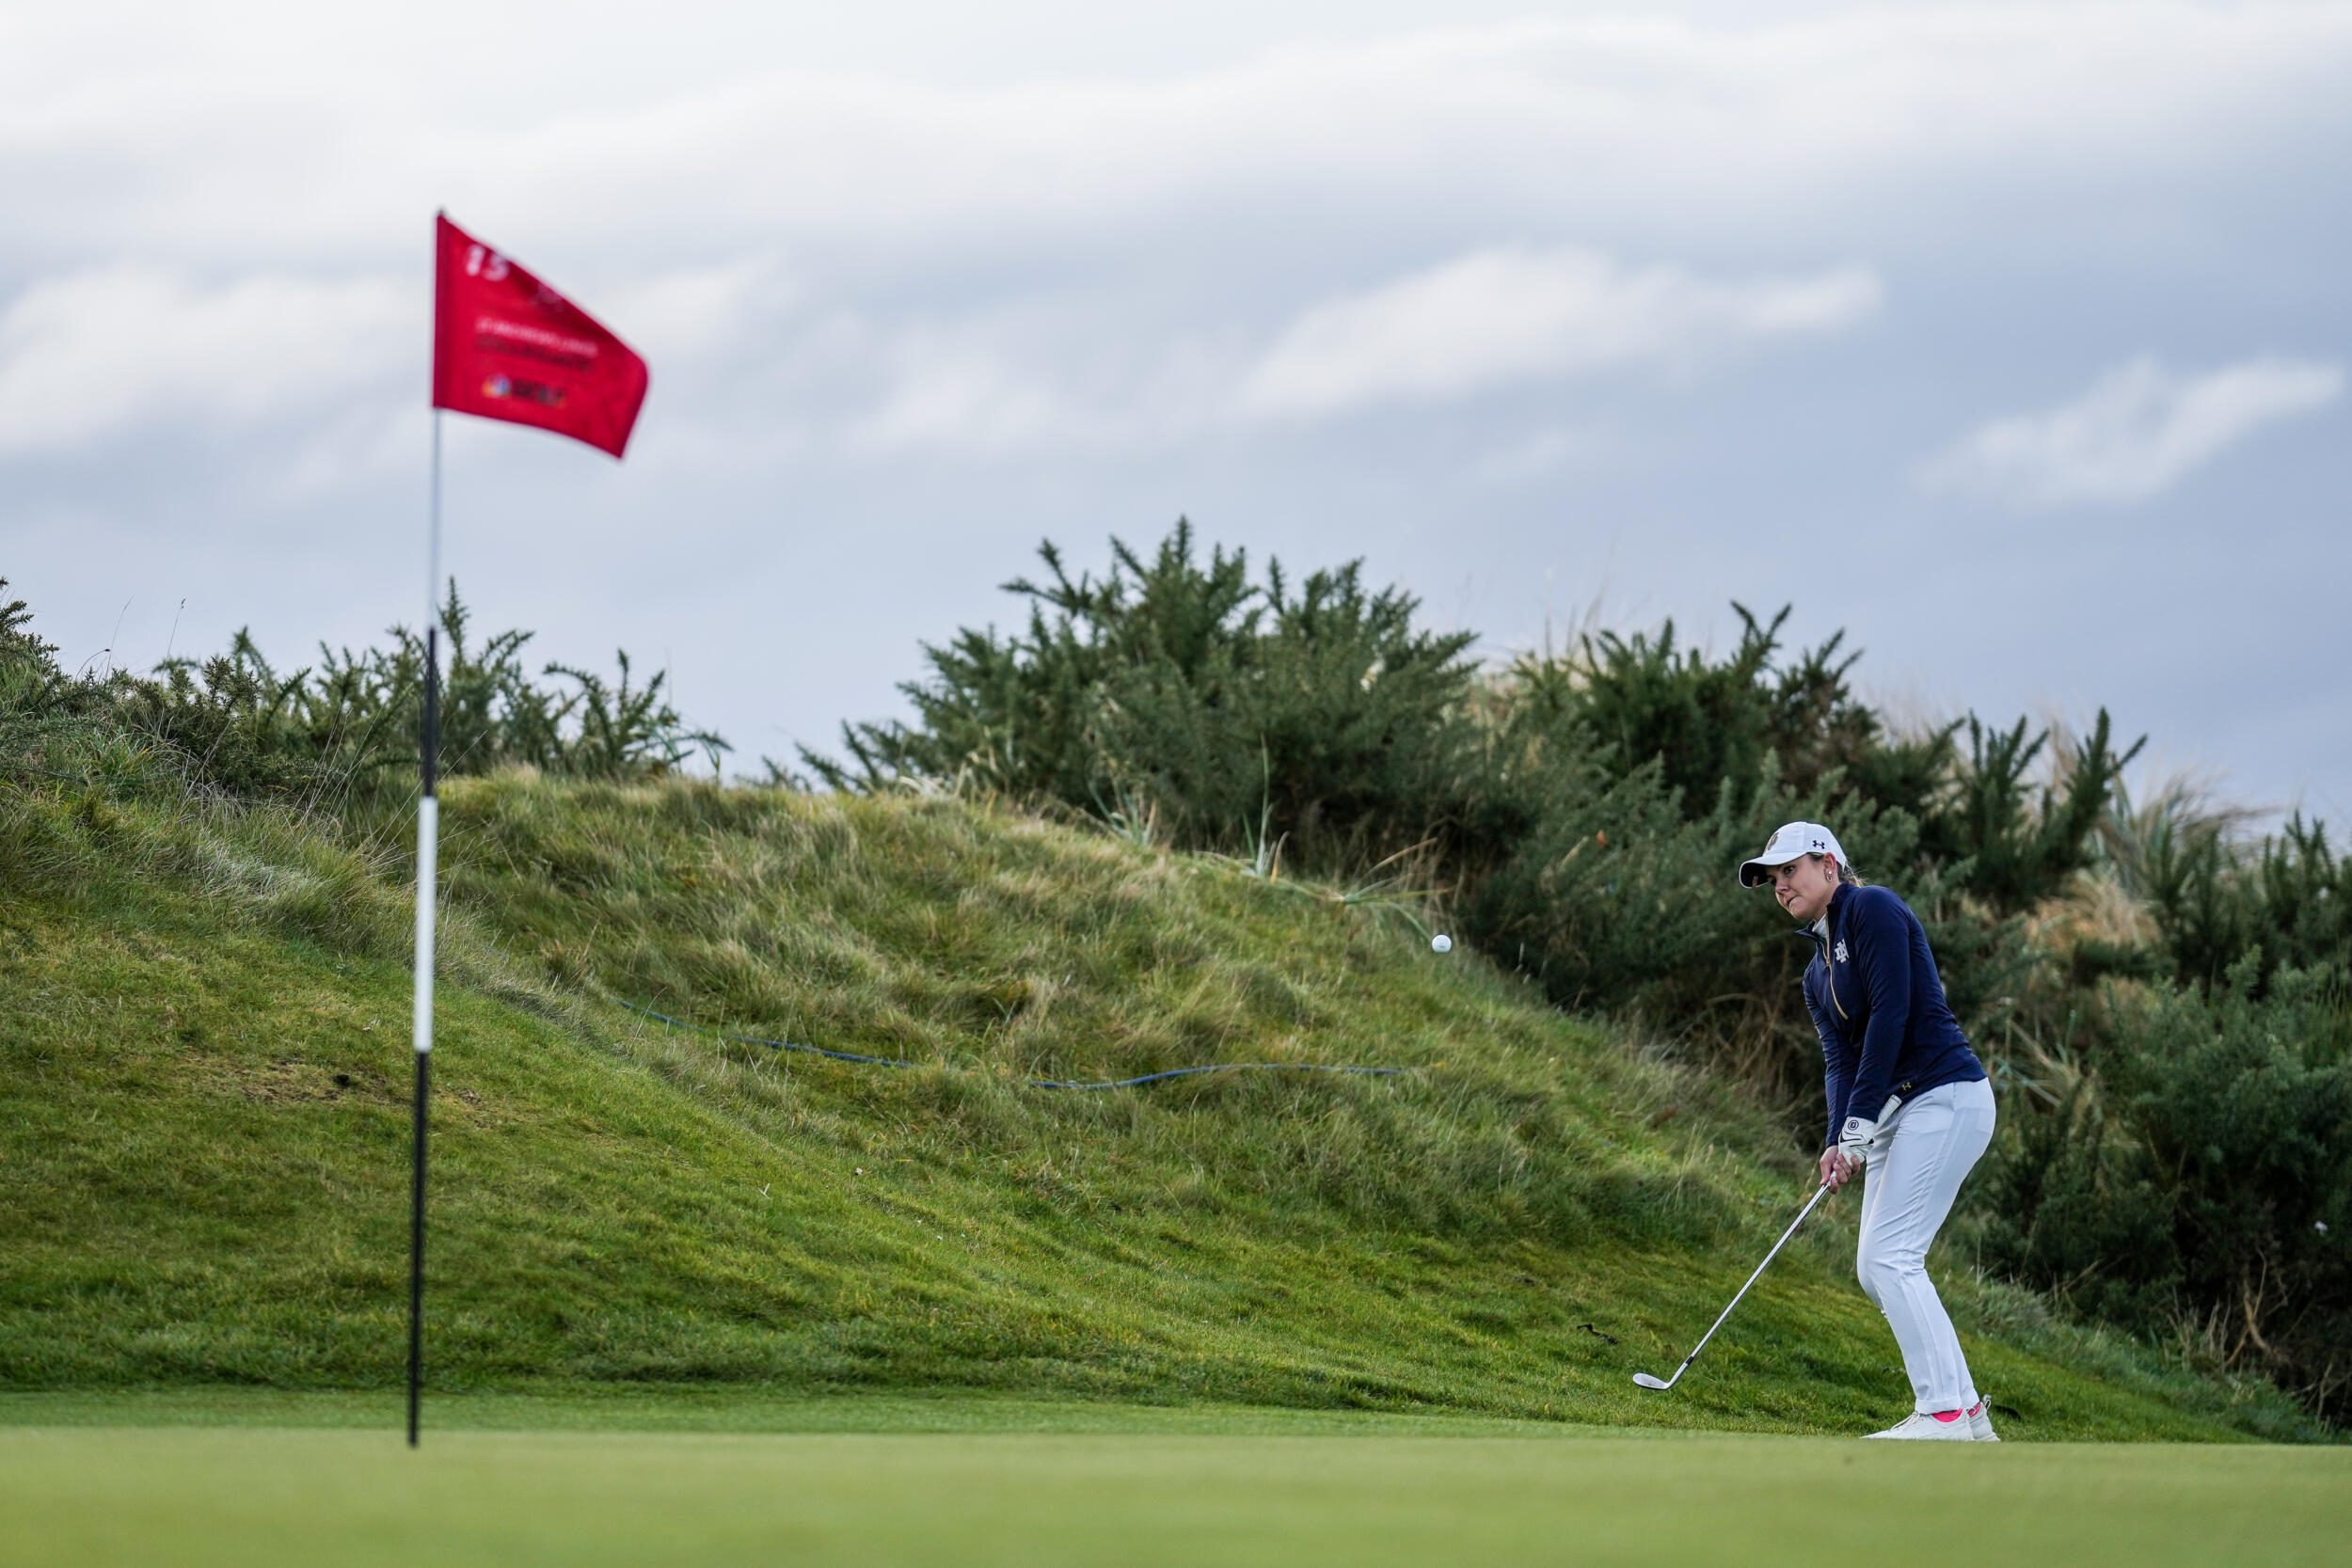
[1633,1180,1834,1391]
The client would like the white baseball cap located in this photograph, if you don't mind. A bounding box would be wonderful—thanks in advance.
[1739,821,1847,887]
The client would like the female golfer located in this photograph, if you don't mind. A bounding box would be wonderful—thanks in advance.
[1740,822,1998,1440]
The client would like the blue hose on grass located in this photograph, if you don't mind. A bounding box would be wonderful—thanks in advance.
[618,1001,1404,1091]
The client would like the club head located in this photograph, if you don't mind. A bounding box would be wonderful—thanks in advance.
[1631,1372,1674,1390]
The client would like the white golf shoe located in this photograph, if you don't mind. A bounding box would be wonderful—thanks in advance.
[1967,1400,1999,1442]
[1863,1410,1977,1440]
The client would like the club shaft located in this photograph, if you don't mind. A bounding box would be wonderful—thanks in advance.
[1670,1181,1831,1378]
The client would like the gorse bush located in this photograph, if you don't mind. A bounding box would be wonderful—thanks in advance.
[1534,606,1890,812]
[1985,799,2352,1423]
[2146,816,2351,991]
[1984,958,2352,1418]
[808,521,1480,867]
[0,580,725,810]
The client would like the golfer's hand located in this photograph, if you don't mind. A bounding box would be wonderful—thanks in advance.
[1818,1148,1856,1192]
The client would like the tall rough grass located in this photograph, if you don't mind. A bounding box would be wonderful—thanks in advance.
[432,772,1777,1255]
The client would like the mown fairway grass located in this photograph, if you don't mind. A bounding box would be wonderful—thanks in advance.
[0,770,2320,1440]
[2,1410,2346,1568]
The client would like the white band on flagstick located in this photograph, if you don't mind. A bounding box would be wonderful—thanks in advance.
[411,797,437,1056]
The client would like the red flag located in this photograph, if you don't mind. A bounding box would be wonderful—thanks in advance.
[432,214,648,459]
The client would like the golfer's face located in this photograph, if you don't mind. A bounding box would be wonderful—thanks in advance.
[1772,857,1835,921]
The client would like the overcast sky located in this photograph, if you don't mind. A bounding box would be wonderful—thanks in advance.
[5,1,2348,818]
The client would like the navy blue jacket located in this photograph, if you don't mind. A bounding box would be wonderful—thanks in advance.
[1802,883,1985,1148]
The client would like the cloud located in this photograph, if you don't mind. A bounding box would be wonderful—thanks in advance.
[0,266,407,454]
[852,344,1104,456]
[0,5,2344,467]
[1920,356,2344,507]
[834,246,1876,454]
[1471,425,1611,485]
[8,6,2352,262]
[607,258,799,363]
[1237,247,1880,418]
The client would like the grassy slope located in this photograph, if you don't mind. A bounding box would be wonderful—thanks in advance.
[0,771,2318,1439]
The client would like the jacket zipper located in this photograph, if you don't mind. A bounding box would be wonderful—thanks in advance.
[1823,901,1849,1022]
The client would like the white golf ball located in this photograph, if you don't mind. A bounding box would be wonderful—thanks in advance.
[1431,933,1453,953]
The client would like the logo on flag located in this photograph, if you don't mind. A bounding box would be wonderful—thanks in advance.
[433,214,647,457]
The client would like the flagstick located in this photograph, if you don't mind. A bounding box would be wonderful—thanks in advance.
[407,408,442,1449]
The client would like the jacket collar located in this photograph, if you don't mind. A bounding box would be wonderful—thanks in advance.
[1795,882,1847,958]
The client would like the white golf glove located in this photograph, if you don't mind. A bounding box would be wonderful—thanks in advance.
[1837,1117,1876,1167]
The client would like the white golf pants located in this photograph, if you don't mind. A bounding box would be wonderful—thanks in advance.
[1855,1077,1996,1414]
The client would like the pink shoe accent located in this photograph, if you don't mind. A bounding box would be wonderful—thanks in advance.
[1930,1410,1965,1423]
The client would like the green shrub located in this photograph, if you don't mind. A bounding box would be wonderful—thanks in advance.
[2144,817,2351,991]
[1984,958,2352,1420]
[0,579,724,811]
[808,521,1481,867]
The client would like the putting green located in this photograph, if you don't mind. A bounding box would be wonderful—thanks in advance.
[3,1420,2344,1567]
